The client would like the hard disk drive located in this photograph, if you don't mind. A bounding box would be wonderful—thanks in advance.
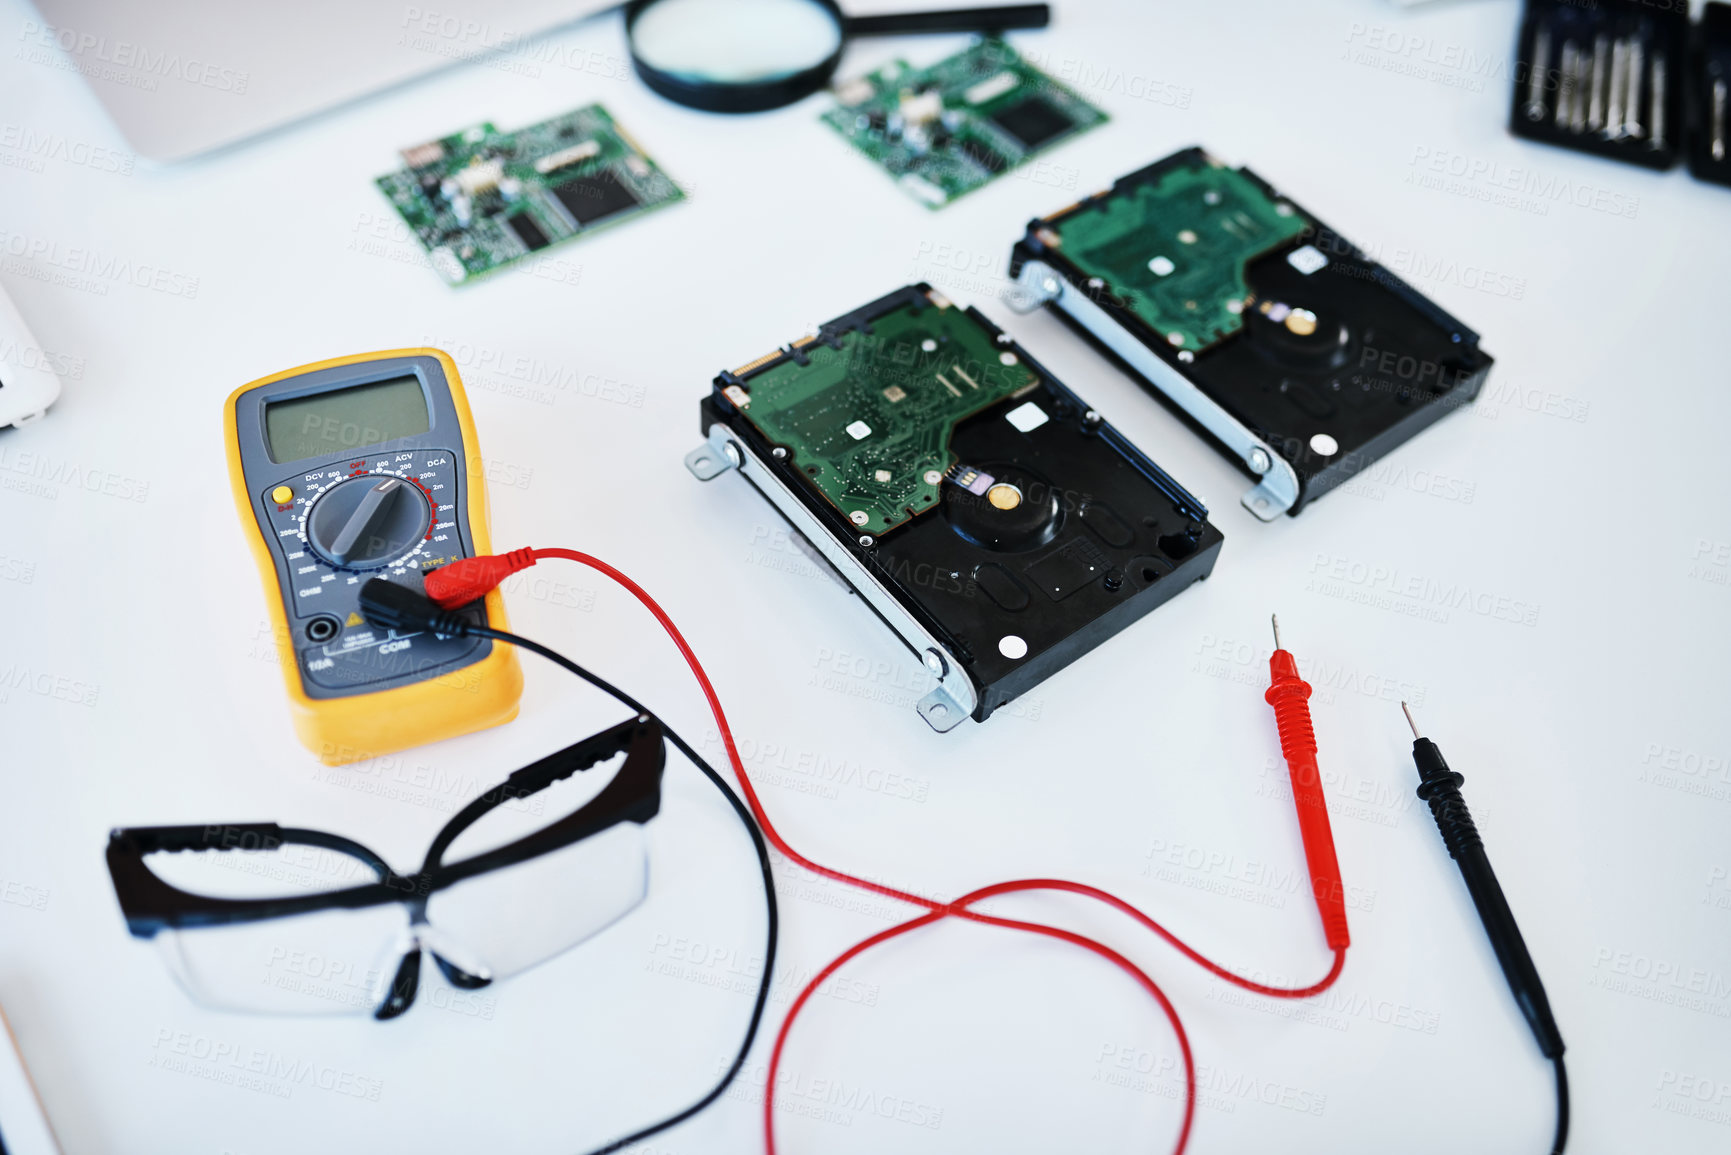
[687,285,1222,732]
[1008,148,1493,519]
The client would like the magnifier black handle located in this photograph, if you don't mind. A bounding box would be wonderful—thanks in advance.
[843,4,1050,37]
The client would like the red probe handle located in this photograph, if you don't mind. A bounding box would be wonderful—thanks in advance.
[1265,650,1351,951]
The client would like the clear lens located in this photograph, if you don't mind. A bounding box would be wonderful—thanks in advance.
[143,837,404,1015]
[157,906,407,1015]
[630,0,843,85]
[426,821,647,980]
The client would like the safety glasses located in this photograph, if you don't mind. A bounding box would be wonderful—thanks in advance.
[106,716,664,1019]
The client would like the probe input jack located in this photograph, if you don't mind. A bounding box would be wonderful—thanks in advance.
[305,616,340,644]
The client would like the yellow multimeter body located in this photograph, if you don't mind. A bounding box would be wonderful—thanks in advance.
[224,349,521,765]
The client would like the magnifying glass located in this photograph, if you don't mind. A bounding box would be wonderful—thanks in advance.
[624,0,1051,113]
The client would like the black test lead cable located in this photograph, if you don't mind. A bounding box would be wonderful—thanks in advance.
[1401,702,1568,1154]
[358,580,779,1154]
[484,625,780,1154]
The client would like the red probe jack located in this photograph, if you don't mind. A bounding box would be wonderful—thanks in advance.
[424,546,538,607]
[1266,614,1351,952]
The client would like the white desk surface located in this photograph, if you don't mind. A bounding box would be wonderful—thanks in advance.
[3,1,1728,1153]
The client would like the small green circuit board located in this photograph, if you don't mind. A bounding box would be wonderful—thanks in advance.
[821,39,1107,209]
[1048,161,1310,352]
[732,294,1038,535]
[375,104,683,285]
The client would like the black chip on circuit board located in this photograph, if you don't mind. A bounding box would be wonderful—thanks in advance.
[989,97,1075,149]
[553,170,642,226]
[506,211,551,252]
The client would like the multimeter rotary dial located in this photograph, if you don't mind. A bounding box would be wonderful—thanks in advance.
[302,472,434,569]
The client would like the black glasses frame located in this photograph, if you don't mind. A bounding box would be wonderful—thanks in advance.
[107,715,664,1015]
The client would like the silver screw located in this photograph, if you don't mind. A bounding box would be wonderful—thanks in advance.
[772,446,787,459]
[857,535,874,548]
[849,510,869,526]
[923,648,947,676]
[1249,448,1272,474]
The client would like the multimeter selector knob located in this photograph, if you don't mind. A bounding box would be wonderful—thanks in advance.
[305,477,430,568]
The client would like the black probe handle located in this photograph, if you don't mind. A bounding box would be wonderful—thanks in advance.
[1413,738,1565,1059]
[1454,844,1565,1058]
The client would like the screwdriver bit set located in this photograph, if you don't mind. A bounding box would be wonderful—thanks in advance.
[1510,0,1689,170]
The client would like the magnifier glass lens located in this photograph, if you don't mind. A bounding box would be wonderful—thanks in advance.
[630,0,843,85]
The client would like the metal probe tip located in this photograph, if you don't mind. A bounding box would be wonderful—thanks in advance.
[1401,701,1422,740]
[1271,613,1282,651]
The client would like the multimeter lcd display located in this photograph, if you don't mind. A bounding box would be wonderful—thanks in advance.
[263,376,430,463]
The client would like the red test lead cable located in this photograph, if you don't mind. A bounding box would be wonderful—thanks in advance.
[426,550,1350,1154]
[429,547,942,910]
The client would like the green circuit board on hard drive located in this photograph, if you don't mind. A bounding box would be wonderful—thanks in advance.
[376,104,683,285]
[821,38,1107,208]
[1044,159,1311,352]
[731,295,1038,536]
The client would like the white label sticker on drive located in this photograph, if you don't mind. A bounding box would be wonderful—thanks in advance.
[1005,401,1049,432]
[1287,245,1328,275]
[845,420,872,440]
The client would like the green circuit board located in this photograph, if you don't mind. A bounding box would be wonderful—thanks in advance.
[1048,160,1310,352]
[733,294,1038,535]
[821,38,1107,209]
[375,104,683,286]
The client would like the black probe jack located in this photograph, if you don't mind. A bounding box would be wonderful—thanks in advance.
[1402,703,1568,1154]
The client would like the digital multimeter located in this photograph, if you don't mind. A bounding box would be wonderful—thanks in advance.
[225,349,521,764]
